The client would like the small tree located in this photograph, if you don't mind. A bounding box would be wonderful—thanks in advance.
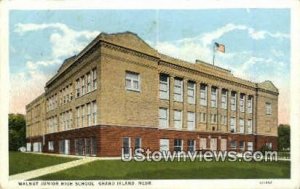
[278,124,290,151]
[9,114,26,151]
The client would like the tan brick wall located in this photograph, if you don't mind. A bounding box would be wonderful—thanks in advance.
[256,91,278,136]
[26,93,46,137]
[99,45,159,127]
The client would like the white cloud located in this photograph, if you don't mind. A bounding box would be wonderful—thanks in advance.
[10,23,101,113]
[199,23,289,47]
[15,23,100,59]
[201,23,247,46]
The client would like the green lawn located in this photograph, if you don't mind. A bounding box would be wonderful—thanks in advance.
[34,159,290,180]
[9,152,78,175]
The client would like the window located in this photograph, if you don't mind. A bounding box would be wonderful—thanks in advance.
[231,92,236,111]
[125,71,140,91]
[160,139,169,153]
[200,138,207,150]
[69,111,72,129]
[70,84,73,101]
[240,94,245,112]
[200,112,207,123]
[247,142,253,151]
[211,87,218,108]
[48,141,54,151]
[187,112,195,130]
[92,101,97,125]
[210,138,217,151]
[87,72,91,93]
[134,138,142,154]
[221,90,227,109]
[187,81,196,104]
[122,137,131,156]
[239,141,245,151]
[230,117,236,133]
[76,79,81,98]
[59,140,65,154]
[174,78,183,102]
[188,140,196,153]
[247,119,253,134]
[92,68,97,90]
[76,107,80,127]
[87,103,91,126]
[266,103,272,115]
[81,105,85,127]
[247,96,253,113]
[159,74,169,100]
[81,76,86,96]
[200,84,207,106]
[159,108,168,128]
[239,119,244,133]
[266,142,273,149]
[220,115,227,125]
[230,141,237,149]
[210,114,217,124]
[174,139,183,152]
[174,110,182,129]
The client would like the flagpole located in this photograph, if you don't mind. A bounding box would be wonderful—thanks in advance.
[212,43,215,66]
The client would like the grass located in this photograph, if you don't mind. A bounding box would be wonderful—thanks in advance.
[9,151,78,175]
[34,159,290,180]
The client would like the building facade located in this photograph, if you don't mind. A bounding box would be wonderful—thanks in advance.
[26,31,279,157]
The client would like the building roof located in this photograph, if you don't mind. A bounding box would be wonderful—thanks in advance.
[46,31,279,95]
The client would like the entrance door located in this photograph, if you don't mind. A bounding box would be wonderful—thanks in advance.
[210,138,217,151]
[160,139,169,153]
[65,140,70,155]
[85,138,91,156]
[221,139,227,151]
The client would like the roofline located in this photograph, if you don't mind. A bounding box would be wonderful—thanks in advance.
[43,31,278,95]
[26,92,45,109]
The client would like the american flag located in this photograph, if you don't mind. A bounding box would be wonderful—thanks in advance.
[214,42,225,53]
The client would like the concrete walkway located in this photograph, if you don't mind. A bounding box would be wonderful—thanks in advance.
[10,157,98,180]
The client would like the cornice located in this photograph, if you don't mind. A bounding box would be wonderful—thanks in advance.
[101,41,159,62]
[159,61,257,92]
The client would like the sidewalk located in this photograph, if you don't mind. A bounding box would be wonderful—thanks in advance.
[9,157,98,180]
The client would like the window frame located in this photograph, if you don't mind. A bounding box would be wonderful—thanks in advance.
[125,71,141,92]
[159,108,168,128]
[174,139,183,152]
[240,94,245,113]
[221,90,227,109]
[266,102,272,115]
[159,74,169,100]
[247,96,253,113]
[174,110,183,129]
[200,84,207,106]
[187,81,196,104]
[230,117,236,133]
[239,118,245,133]
[210,87,218,108]
[187,139,196,153]
[187,112,196,130]
[231,92,237,111]
[174,78,183,102]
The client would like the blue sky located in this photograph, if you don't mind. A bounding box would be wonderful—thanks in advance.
[9,9,290,124]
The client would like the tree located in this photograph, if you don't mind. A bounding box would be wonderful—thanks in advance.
[278,124,290,151]
[9,113,26,151]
